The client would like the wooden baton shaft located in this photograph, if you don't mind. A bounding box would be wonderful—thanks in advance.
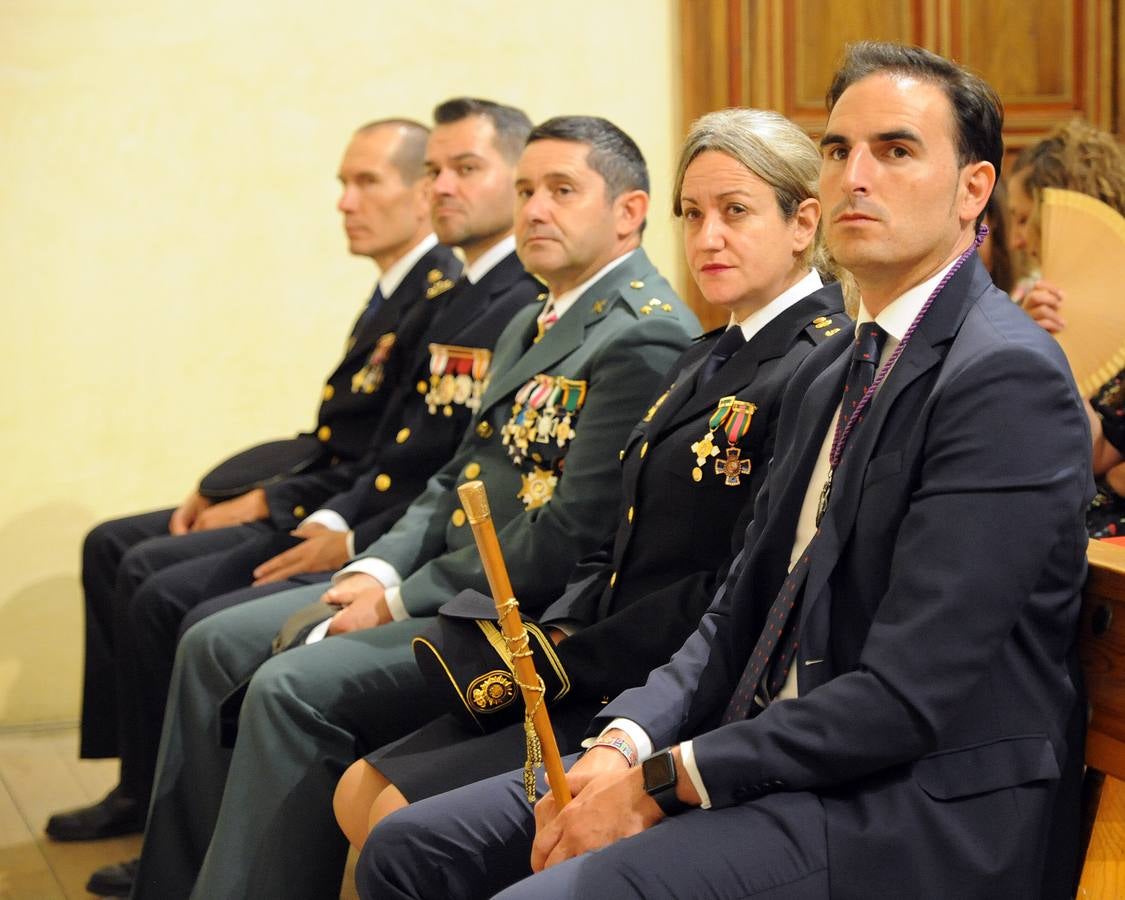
[457,480,572,806]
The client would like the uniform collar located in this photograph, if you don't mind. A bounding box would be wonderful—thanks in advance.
[377,232,439,298]
[464,234,517,285]
[729,269,824,341]
[543,249,636,321]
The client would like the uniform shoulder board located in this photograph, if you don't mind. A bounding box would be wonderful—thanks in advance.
[632,295,679,317]
[608,277,680,317]
[806,314,846,342]
[425,272,456,300]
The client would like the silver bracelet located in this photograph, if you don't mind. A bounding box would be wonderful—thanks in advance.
[592,735,638,767]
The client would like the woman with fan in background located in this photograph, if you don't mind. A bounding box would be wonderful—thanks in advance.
[1007,120,1125,537]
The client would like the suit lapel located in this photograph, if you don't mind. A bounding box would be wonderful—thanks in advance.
[641,347,709,437]
[797,257,993,661]
[428,252,525,344]
[478,297,585,412]
[479,249,658,413]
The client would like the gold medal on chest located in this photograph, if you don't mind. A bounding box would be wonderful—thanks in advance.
[689,396,757,486]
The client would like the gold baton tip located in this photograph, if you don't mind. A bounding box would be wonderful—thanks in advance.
[457,480,491,523]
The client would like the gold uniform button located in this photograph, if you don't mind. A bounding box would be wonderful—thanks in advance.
[417,380,429,394]
[476,421,494,439]
[451,509,467,527]
[609,571,617,587]
[464,462,481,479]
[374,474,392,492]
[396,428,411,444]
[293,505,306,519]
[618,449,625,461]
[640,441,648,458]
[629,280,645,289]
[627,506,634,523]
[322,384,335,401]
[317,425,332,442]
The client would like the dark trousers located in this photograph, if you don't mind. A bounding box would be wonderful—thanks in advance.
[106,524,317,807]
[80,508,175,759]
[80,509,263,799]
[358,756,828,900]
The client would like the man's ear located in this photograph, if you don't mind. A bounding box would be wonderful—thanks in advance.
[614,189,649,239]
[960,160,996,226]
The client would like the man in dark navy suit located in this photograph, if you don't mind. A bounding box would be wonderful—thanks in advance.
[360,43,1092,900]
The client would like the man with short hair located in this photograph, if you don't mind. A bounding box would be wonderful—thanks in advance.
[82,96,539,897]
[128,113,697,900]
[52,117,457,844]
[360,43,1091,900]
[72,101,543,900]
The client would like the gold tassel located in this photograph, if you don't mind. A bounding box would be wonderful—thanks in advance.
[496,598,548,804]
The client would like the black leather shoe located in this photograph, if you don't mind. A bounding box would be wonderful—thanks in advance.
[44,786,143,841]
[86,857,139,897]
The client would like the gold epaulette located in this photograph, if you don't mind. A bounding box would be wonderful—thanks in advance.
[807,314,844,341]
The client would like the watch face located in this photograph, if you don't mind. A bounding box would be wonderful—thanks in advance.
[643,751,677,792]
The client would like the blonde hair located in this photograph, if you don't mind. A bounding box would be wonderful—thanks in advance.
[1011,119,1125,257]
[1012,119,1125,217]
[672,108,833,276]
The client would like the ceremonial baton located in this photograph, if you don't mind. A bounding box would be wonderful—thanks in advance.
[456,480,572,807]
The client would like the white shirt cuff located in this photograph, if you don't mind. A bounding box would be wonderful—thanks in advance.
[331,558,410,621]
[579,718,654,762]
[383,585,409,621]
[334,557,401,589]
[678,740,712,809]
[302,509,350,532]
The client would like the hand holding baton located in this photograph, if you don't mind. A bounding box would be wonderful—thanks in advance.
[456,480,572,807]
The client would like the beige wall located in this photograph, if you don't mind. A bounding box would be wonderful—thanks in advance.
[0,0,682,726]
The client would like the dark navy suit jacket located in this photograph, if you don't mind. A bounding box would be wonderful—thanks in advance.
[596,256,1092,898]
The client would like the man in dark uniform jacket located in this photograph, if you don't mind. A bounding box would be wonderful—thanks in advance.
[129,115,698,900]
[360,45,1092,900]
[49,118,457,842]
[77,98,539,896]
[343,283,848,820]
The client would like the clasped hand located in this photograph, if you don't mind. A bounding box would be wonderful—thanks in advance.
[320,572,392,635]
[169,489,269,534]
[530,746,663,873]
[252,523,350,585]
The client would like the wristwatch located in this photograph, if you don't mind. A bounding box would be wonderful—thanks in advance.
[641,749,689,816]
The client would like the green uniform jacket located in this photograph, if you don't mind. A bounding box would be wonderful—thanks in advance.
[352,248,699,618]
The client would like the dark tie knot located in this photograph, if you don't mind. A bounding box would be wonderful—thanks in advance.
[700,326,747,385]
[711,326,747,363]
[853,322,887,365]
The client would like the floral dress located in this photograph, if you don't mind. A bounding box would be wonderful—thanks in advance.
[1087,369,1125,537]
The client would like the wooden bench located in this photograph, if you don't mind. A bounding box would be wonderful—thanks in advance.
[1076,539,1125,891]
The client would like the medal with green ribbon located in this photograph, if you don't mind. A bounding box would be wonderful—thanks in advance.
[553,377,587,448]
[689,396,757,485]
